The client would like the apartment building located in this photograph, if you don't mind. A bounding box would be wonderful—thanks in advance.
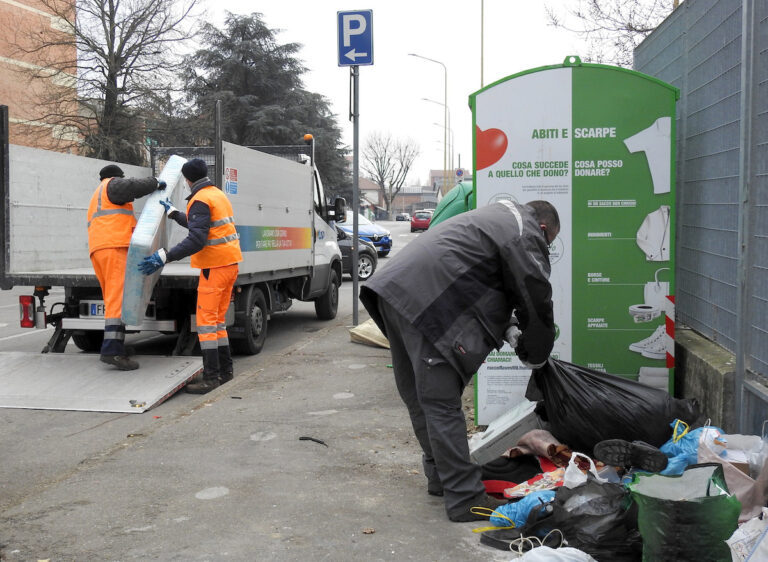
[0,0,78,151]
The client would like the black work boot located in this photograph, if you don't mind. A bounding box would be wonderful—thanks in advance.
[218,345,233,384]
[184,376,220,394]
[185,348,220,394]
[593,439,668,472]
[100,355,139,371]
[449,493,509,523]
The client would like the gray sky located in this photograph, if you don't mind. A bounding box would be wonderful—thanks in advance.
[211,1,588,186]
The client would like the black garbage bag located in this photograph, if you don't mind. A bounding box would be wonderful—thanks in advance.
[525,359,700,453]
[549,478,642,561]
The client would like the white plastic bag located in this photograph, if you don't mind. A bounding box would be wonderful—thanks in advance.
[726,507,768,561]
[563,453,607,489]
[518,546,598,561]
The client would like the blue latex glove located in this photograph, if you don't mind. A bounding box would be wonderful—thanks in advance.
[159,198,178,216]
[157,179,167,190]
[139,249,167,275]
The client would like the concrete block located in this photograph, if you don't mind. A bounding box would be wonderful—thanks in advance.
[675,328,737,431]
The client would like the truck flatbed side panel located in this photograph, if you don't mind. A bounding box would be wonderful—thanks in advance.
[122,155,186,326]
[0,352,202,413]
[223,142,314,275]
[7,145,150,274]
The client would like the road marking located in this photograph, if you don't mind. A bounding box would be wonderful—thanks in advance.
[0,327,53,342]
[195,486,229,500]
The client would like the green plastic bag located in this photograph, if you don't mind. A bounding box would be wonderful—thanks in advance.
[429,181,473,228]
[628,463,741,561]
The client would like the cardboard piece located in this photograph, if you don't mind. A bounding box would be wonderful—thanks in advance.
[349,319,390,349]
[121,155,186,326]
[468,399,541,465]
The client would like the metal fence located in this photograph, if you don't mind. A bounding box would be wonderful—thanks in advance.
[634,0,767,431]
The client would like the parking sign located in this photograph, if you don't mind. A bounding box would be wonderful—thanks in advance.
[337,10,373,66]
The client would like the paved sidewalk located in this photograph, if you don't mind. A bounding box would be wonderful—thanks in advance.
[0,307,510,561]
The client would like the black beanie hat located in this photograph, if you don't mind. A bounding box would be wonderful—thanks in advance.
[99,164,124,180]
[181,158,208,182]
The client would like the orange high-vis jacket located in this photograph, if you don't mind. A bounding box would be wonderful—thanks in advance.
[87,178,137,255]
[188,186,242,269]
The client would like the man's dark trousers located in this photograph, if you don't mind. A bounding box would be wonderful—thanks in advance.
[377,298,486,517]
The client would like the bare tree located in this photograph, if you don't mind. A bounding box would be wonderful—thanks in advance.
[10,0,198,163]
[362,132,419,219]
[546,0,677,67]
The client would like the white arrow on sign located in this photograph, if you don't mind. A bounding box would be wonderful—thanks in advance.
[344,48,369,62]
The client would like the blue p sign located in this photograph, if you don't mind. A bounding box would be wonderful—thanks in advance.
[337,10,373,66]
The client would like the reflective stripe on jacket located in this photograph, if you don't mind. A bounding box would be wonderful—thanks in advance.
[87,178,136,255]
[188,185,242,269]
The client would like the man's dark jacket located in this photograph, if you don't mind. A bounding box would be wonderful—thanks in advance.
[360,201,555,376]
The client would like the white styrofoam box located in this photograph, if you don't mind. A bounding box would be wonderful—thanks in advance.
[121,155,186,327]
[468,399,541,465]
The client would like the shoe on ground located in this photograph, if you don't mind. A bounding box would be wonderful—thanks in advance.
[593,439,668,472]
[185,378,220,394]
[427,481,444,497]
[219,372,233,384]
[100,355,139,371]
[449,493,508,523]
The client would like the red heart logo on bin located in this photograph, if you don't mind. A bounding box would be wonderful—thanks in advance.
[475,126,508,170]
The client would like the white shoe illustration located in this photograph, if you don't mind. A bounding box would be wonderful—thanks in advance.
[641,334,667,360]
[629,325,666,353]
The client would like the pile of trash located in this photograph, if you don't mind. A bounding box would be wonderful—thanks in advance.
[467,359,768,561]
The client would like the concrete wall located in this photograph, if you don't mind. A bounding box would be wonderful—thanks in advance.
[676,328,737,431]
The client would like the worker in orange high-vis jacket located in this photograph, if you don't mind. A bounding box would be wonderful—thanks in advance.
[138,158,242,394]
[88,164,166,370]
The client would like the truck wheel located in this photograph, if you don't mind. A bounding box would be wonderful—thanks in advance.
[232,287,268,355]
[72,331,104,352]
[315,270,339,320]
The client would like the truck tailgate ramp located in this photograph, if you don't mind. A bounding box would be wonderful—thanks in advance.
[0,353,202,413]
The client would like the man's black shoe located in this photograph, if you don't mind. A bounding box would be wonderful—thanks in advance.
[219,372,233,384]
[427,481,444,497]
[100,355,139,371]
[593,439,668,472]
[448,493,508,523]
[185,378,220,394]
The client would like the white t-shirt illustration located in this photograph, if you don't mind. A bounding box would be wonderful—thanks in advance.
[624,116,672,194]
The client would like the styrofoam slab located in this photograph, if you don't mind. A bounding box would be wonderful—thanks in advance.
[0,352,202,413]
[122,155,186,326]
[468,400,541,465]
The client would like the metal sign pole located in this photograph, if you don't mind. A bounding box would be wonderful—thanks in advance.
[337,9,372,326]
[351,65,360,326]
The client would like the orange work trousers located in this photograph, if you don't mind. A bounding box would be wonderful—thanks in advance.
[196,264,238,352]
[90,247,128,355]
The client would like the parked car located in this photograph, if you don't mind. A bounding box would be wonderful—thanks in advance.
[395,212,411,221]
[336,227,378,280]
[410,210,432,232]
[337,212,392,256]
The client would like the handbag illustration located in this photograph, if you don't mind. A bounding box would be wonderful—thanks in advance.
[628,268,670,323]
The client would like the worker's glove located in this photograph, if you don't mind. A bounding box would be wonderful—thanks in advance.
[138,248,167,275]
[504,316,522,347]
[515,339,546,370]
[159,198,178,216]
[156,178,167,190]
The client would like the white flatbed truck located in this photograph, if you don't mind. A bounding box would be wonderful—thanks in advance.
[0,106,344,412]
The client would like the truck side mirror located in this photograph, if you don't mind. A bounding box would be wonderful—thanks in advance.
[334,197,347,222]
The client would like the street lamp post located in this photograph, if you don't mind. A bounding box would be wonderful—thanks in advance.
[422,97,451,194]
[433,121,454,174]
[408,53,448,195]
